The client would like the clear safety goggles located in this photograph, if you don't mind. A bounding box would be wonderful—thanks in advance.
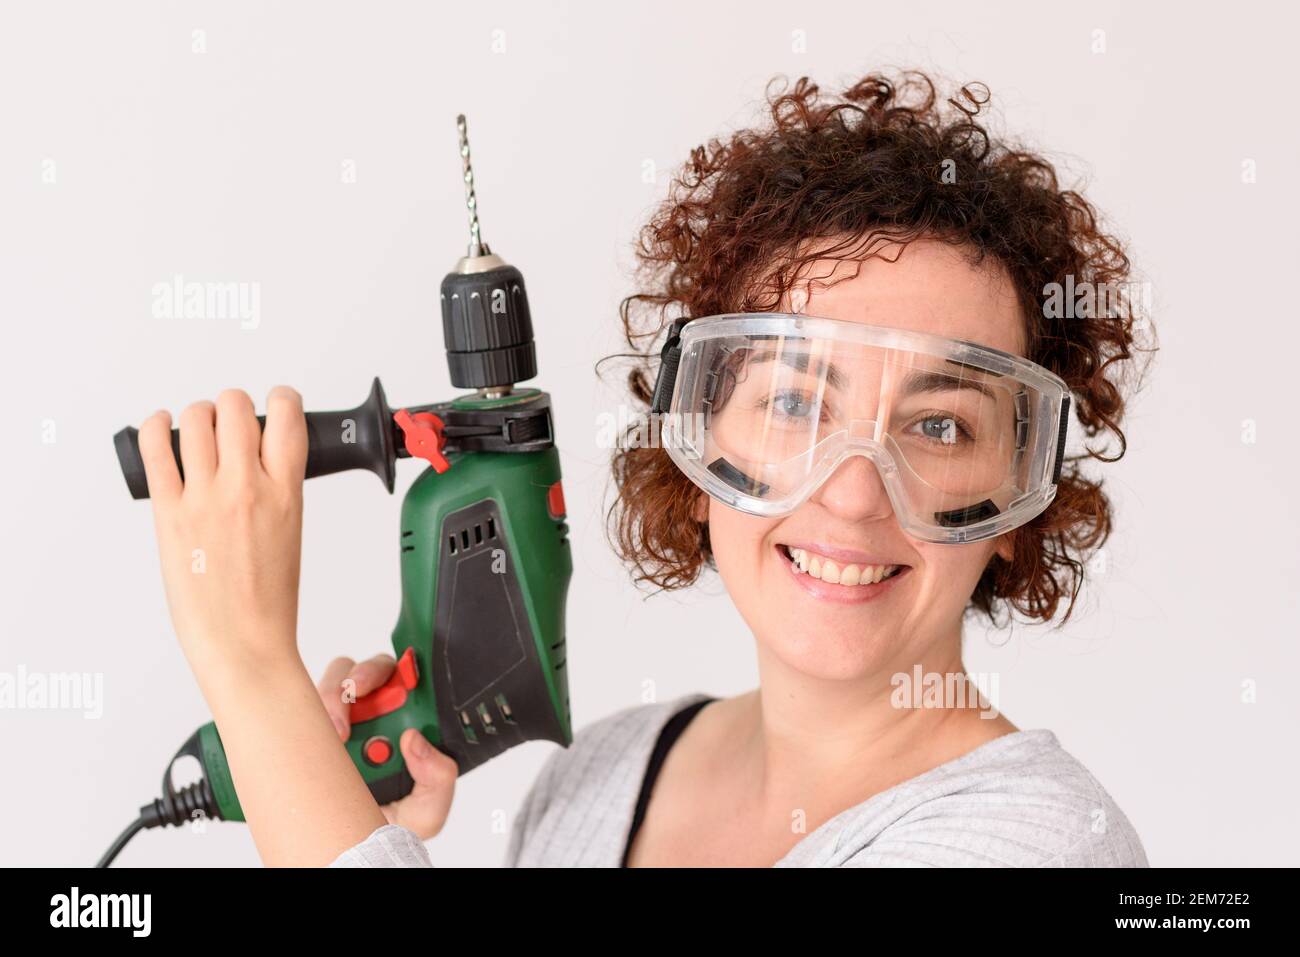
[650,313,1072,544]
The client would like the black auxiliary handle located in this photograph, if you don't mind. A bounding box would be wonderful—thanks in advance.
[112,377,554,500]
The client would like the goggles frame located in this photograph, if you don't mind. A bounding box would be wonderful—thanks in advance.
[650,312,1073,544]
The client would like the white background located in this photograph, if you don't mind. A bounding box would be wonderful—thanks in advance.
[1,0,1296,867]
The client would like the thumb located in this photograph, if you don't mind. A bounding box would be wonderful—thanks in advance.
[387,728,459,840]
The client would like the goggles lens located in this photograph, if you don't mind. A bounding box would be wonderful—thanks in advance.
[661,316,1069,543]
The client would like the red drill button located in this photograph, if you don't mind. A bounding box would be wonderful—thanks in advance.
[363,736,393,766]
[349,648,419,724]
[396,646,419,690]
[350,682,406,724]
[547,480,566,519]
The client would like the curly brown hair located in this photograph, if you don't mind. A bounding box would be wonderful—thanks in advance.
[602,69,1156,628]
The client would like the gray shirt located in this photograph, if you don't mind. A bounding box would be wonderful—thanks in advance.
[329,691,1149,867]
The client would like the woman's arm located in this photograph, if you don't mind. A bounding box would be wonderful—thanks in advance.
[138,387,410,866]
[196,646,390,866]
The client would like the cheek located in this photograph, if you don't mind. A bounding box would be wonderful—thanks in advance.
[914,541,999,599]
[707,498,767,573]
[706,499,779,611]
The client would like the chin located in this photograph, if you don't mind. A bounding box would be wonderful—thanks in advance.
[757,617,901,682]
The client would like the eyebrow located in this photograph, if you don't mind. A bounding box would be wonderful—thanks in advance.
[899,367,997,401]
[744,348,849,390]
[744,348,995,399]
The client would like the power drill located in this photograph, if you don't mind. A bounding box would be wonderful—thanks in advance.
[98,115,573,866]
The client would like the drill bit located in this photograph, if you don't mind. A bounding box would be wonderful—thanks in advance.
[456,113,491,258]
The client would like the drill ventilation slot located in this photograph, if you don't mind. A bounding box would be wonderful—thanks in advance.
[447,516,498,555]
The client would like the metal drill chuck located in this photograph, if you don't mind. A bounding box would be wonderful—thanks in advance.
[440,257,537,389]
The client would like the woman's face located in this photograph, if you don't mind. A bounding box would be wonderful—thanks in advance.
[703,239,1026,680]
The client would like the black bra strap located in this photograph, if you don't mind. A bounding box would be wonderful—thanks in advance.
[621,697,717,866]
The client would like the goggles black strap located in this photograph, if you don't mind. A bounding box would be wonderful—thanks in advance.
[650,316,692,414]
[1051,394,1071,485]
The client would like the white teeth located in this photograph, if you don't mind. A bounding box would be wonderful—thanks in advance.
[787,547,900,586]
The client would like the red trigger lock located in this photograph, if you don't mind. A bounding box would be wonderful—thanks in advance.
[394,408,451,473]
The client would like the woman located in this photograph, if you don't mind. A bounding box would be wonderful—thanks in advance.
[139,70,1153,867]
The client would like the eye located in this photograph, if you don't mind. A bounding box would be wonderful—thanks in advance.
[910,414,970,445]
[770,390,818,419]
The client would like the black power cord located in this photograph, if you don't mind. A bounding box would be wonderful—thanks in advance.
[97,817,145,868]
[96,778,222,867]
[96,731,225,867]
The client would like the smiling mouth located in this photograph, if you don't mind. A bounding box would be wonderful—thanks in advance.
[776,543,909,587]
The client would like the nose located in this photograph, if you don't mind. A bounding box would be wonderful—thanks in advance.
[810,448,896,524]
[848,418,876,443]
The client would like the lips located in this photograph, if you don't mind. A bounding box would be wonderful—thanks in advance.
[775,542,912,602]
[777,540,909,568]
[785,546,903,584]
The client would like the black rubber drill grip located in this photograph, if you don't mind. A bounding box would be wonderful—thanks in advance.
[112,378,398,500]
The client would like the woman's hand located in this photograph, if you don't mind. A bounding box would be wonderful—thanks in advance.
[317,655,460,839]
[137,387,307,672]
[137,386,394,865]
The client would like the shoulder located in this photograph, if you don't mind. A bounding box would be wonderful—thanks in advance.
[542,691,712,791]
[806,728,1149,868]
[505,691,711,866]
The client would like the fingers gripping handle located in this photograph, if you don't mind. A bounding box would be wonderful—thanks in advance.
[113,426,183,500]
[112,378,398,500]
[347,648,428,806]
